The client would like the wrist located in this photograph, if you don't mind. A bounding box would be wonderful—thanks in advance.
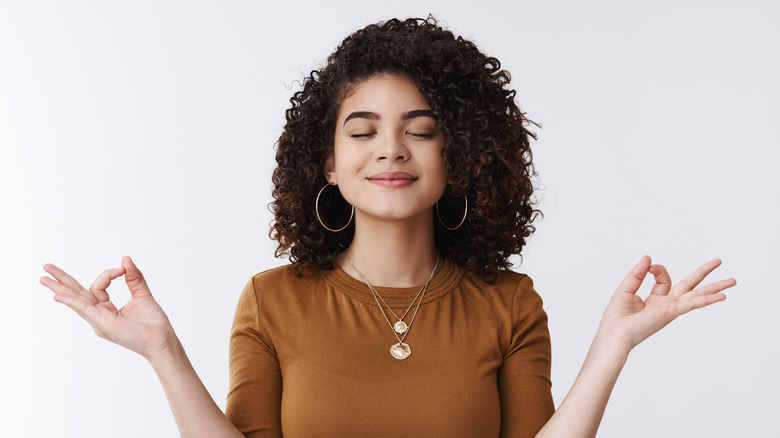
[147,332,187,372]
[589,328,633,365]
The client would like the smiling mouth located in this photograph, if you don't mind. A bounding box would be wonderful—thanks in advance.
[367,171,418,187]
[367,171,417,181]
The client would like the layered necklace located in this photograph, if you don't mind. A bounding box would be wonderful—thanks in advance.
[347,249,440,360]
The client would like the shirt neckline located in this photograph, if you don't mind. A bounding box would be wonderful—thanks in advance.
[323,257,464,306]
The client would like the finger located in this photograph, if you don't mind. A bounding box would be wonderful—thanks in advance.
[40,275,81,298]
[42,263,88,294]
[679,290,729,314]
[671,258,722,297]
[89,267,125,303]
[648,264,672,296]
[688,278,737,299]
[122,256,152,298]
[616,255,652,295]
[52,289,107,327]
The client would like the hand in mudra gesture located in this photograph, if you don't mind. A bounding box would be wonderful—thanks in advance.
[40,256,175,362]
[599,255,736,352]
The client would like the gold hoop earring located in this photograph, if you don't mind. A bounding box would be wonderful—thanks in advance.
[315,183,354,232]
[436,195,468,231]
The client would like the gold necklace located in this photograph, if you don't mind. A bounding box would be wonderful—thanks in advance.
[347,250,440,360]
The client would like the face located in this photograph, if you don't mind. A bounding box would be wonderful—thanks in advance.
[327,74,448,224]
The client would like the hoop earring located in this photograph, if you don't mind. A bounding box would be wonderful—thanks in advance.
[436,195,468,231]
[315,183,354,232]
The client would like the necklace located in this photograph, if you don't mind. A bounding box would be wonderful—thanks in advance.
[347,250,440,360]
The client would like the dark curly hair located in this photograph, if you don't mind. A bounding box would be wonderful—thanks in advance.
[270,16,540,281]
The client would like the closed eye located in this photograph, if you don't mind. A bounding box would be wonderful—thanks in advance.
[408,132,434,139]
[350,133,376,138]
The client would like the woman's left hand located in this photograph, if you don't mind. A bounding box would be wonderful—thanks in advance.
[597,256,736,353]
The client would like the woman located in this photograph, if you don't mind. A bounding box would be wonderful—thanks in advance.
[39,17,735,437]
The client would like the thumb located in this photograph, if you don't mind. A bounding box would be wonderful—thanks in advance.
[121,256,152,298]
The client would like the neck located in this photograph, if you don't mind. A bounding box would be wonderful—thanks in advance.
[337,211,439,287]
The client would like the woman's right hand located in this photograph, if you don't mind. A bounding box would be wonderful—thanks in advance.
[42,258,246,437]
[40,256,177,363]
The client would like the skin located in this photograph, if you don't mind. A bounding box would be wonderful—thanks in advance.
[327,74,448,286]
[40,73,736,437]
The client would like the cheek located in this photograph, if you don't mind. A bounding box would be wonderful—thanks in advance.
[429,155,449,193]
[431,149,448,177]
[332,148,367,186]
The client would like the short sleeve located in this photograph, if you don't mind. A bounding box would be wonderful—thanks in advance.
[225,278,283,438]
[498,275,555,437]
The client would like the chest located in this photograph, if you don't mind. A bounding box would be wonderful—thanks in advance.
[269,291,511,437]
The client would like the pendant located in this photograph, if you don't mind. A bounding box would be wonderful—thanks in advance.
[390,342,412,360]
[393,320,408,334]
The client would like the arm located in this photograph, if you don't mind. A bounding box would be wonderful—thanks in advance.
[225,278,283,437]
[535,256,736,437]
[498,276,555,437]
[40,256,243,438]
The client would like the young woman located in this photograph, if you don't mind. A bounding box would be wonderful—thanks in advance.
[39,17,735,437]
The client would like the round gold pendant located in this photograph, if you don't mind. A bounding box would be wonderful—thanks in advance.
[393,320,408,334]
[390,343,411,360]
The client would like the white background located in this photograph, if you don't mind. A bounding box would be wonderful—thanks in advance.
[1,1,778,436]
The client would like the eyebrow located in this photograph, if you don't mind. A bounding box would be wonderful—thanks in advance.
[342,109,436,126]
[343,111,379,125]
[401,109,436,121]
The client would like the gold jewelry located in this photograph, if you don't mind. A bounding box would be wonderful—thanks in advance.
[315,183,354,232]
[347,249,440,360]
[436,195,468,230]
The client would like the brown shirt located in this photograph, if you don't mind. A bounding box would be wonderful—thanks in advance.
[226,258,554,437]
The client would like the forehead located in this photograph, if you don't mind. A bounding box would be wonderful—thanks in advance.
[337,74,430,119]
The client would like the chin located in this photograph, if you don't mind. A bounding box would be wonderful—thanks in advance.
[368,205,434,222]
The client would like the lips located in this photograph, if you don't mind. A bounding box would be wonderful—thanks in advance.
[367,171,418,188]
[368,171,417,181]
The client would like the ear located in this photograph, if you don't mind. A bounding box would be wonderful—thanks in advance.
[324,154,337,185]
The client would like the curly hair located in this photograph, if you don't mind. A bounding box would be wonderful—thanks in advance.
[270,16,540,281]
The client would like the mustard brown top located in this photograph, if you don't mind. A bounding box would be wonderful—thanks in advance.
[226,259,554,437]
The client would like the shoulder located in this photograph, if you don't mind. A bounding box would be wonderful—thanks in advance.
[461,267,542,304]
[241,263,329,309]
[235,263,327,317]
[249,263,324,291]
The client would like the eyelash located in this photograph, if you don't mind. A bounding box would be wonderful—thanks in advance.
[350,132,433,139]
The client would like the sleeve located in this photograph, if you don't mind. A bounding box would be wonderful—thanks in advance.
[225,277,283,438]
[498,275,555,438]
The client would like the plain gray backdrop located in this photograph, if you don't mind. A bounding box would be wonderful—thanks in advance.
[1,0,778,436]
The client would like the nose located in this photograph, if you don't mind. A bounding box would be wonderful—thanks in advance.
[377,133,409,162]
